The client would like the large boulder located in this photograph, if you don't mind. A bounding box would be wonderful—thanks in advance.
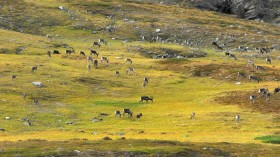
[192,0,279,23]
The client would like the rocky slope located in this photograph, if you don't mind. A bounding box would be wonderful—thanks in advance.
[192,0,280,24]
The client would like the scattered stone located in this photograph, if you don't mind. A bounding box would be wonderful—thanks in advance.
[236,82,241,85]
[5,117,11,120]
[66,121,74,125]
[116,132,125,136]
[90,118,103,122]
[58,6,64,10]
[32,82,43,88]
[99,113,109,116]
[138,130,144,134]
[155,28,161,33]
[102,136,112,140]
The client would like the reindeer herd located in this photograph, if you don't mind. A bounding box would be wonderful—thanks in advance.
[212,39,279,122]
[6,36,279,127]
[11,39,155,122]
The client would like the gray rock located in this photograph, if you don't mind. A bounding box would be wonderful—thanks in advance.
[192,0,279,23]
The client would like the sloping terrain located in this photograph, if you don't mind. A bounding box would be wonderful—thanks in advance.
[0,0,279,156]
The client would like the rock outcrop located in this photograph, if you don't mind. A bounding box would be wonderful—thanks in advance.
[192,0,279,24]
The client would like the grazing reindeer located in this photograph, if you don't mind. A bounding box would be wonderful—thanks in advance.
[115,71,120,76]
[190,112,196,119]
[249,75,259,83]
[47,51,51,58]
[123,109,132,117]
[93,42,101,47]
[229,54,237,60]
[274,87,280,94]
[212,41,223,50]
[142,77,149,87]
[11,75,16,80]
[80,51,86,56]
[136,113,143,119]
[266,58,271,64]
[65,48,75,55]
[31,66,38,73]
[99,39,107,45]
[87,56,93,62]
[93,60,98,68]
[239,46,247,52]
[87,64,91,72]
[115,110,121,118]
[263,90,271,101]
[126,68,135,75]
[249,95,256,103]
[22,93,27,101]
[90,50,99,57]
[22,118,32,126]
[225,52,230,56]
[247,59,255,67]
[235,115,240,123]
[100,56,109,63]
[139,96,153,103]
[34,99,39,105]
[53,50,60,54]
[258,88,268,94]
[125,58,132,64]
[237,72,246,79]
[256,65,265,71]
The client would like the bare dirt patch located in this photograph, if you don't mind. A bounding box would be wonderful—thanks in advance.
[215,91,280,114]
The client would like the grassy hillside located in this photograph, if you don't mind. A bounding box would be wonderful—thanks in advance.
[0,0,279,156]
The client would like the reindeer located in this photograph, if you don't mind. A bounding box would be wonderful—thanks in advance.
[115,71,120,76]
[93,60,98,68]
[80,51,86,56]
[229,54,237,60]
[115,110,121,118]
[139,96,153,103]
[235,115,240,123]
[249,75,259,83]
[266,58,271,64]
[125,58,132,64]
[11,75,16,80]
[87,64,91,72]
[274,87,280,94]
[53,50,60,54]
[249,95,256,103]
[65,48,75,55]
[123,109,132,118]
[87,56,93,62]
[142,77,149,87]
[47,51,51,58]
[190,112,196,119]
[126,68,135,75]
[100,56,109,63]
[22,93,27,101]
[237,72,246,79]
[256,65,265,71]
[247,59,255,67]
[212,41,223,50]
[31,66,38,73]
[93,42,101,47]
[90,50,99,57]
[136,113,143,119]
[99,39,107,45]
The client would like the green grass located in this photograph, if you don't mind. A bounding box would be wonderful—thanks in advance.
[0,0,279,155]
[255,135,280,144]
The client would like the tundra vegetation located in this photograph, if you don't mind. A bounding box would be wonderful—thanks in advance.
[0,0,279,156]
